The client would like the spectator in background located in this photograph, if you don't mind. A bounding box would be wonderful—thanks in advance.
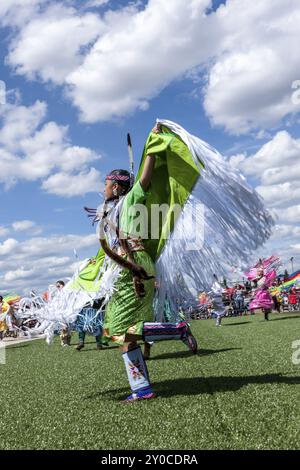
[288,288,297,311]
[277,293,283,311]
[296,289,300,310]
[233,286,245,316]
[282,291,289,311]
[0,295,8,341]
[5,304,18,338]
[56,280,72,347]
[272,294,281,313]
[210,276,227,326]
[245,281,252,293]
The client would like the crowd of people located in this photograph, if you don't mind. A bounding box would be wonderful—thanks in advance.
[1,274,299,345]
[183,278,300,321]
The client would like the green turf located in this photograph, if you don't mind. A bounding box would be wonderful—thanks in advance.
[1,312,300,450]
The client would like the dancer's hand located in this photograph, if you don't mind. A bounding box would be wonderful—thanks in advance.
[152,123,161,134]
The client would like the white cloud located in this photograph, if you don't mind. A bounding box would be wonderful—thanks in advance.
[84,0,110,8]
[0,226,9,238]
[4,267,35,283]
[229,130,300,269]
[0,100,47,152]
[0,99,102,195]
[4,0,300,130]
[3,0,219,122]
[271,224,300,241]
[0,0,43,27]
[66,0,216,122]
[229,131,300,179]
[8,3,104,84]
[2,254,72,283]
[12,220,43,235]
[59,146,101,173]
[0,238,18,256]
[275,205,300,224]
[203,0,300,134]
[291,243,300,253]
[12,220,36,231]
[42,168,103,197]
[0,233,98,292]
[11,233,97,258]
[229,131,300,208]
[256,183,300,210]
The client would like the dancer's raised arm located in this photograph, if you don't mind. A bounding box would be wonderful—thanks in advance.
[139,123,161,191]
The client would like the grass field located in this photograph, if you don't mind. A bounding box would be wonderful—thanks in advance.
[1,312,300,450]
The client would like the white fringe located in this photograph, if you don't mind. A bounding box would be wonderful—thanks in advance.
[17,259,122,343]
[154,119,274,318]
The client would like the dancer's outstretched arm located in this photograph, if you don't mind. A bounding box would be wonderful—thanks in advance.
[139,123,161,191]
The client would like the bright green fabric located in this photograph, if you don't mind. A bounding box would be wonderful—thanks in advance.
[68,248,105,292]
[103,251,155,344]
[120,180,149,238]
[136,127,203,261]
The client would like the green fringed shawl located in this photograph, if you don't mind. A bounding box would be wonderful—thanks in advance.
[68,127,203,292]
[136,126,203,260]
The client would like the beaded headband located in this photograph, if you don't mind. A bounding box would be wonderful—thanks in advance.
[106,174,130,182]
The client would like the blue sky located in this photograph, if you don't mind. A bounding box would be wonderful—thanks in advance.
[1,0,300,293]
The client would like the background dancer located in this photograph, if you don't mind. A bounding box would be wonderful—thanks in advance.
[56,281,72,347]
[247,257,281,321]
[210,276,227,327]
[75,299,108,351]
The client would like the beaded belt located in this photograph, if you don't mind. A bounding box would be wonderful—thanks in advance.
[116,238,145,256]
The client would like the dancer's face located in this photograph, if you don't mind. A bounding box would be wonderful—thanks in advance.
[104,179,121,200]
[104,179,115,199]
